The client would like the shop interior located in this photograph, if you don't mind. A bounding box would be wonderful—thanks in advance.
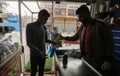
[0,0,120,76]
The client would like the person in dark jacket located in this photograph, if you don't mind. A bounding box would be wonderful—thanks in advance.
[61,5,114,76]
[26,9,56,76]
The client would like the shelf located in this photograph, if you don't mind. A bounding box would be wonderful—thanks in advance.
[0,43,22,66]
[0,50,19,67]
[96,8,120,19]
[0,45,22,75]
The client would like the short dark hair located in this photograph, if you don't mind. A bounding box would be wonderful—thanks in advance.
[38,9,50,18]
[76,5,90,15]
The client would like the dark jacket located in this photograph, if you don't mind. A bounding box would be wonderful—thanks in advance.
[64,19,114,63]
[26,21,53,56]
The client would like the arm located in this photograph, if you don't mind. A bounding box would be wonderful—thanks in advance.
[63,25,83,41]
[26,24,41,53]
[101,23,114,61]
[100,23,115,71]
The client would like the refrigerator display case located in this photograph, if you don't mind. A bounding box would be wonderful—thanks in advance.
[0,26,22,76]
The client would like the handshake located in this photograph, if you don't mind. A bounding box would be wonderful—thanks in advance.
[52,33,63,43]
[57,33,64,39]
[52,33,65,47]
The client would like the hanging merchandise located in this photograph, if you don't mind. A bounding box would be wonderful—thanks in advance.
[47,45,59,57]
[47,45,54,57]
[110,0,120,7]
[0,26,15,33]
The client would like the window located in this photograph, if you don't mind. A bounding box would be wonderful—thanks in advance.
[68,9,76,16]
[55,9,66,16]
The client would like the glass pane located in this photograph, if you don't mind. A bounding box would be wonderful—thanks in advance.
[5,1,18,14]
[54,22,64,33]
[23,1,40,12]
[68,9,76,16]
[66,23,75,33]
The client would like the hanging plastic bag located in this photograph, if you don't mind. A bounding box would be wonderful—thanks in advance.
[47,45,54,57]
[47,45,59,57]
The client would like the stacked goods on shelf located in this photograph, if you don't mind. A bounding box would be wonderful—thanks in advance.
[0,7,22,76]
[0,11,16,63]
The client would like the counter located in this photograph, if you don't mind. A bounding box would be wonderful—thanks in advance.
[0,44,22,76]
[54,44,103,76]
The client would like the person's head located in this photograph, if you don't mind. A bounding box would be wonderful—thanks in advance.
[76,5,91,24]
[38,9,50,25]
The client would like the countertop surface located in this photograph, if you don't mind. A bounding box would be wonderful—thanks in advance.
[56,57,100,76]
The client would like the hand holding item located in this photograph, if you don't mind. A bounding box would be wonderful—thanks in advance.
[54,33,64,40]
[59,34,64,39]
[52,41,58,45]
[101,61,111,71]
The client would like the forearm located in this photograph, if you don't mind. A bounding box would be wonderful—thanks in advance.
[63,36,78,41]
[101,24,114,61]
[63,29,80,41]
[27,43,41,53]
[45,39,54,43]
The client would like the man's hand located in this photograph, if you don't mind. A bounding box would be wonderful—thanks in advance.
[101,61,111,71]
[52,41,58,45]
[40,51,46,58]
[55,33,64,40]
[59,34,64,39]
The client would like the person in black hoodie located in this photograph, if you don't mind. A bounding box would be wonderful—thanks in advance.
[26,9,56,76]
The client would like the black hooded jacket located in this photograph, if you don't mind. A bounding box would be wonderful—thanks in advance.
[26,21,53,56]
